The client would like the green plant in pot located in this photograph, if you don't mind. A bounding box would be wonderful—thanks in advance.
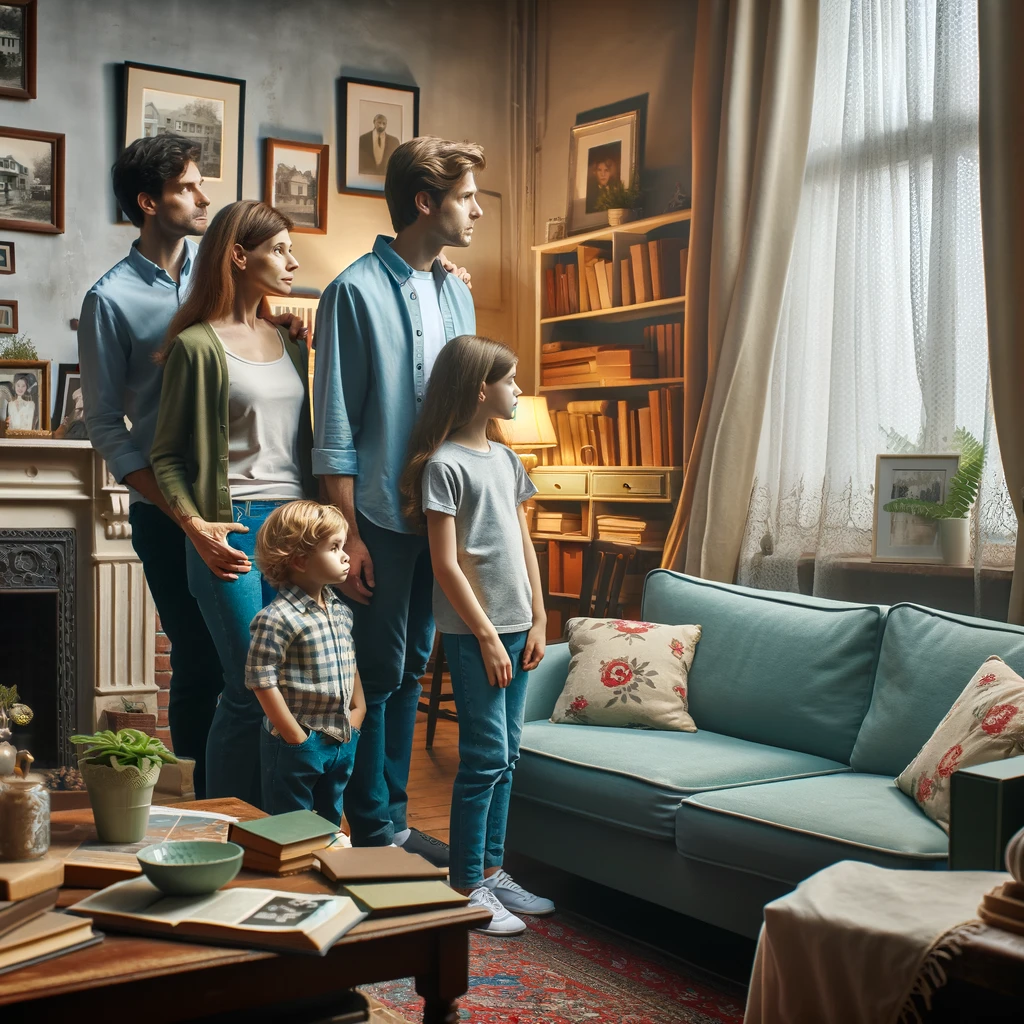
[595,175,642,225]
[882,427,984,565]
[69,729,177,843]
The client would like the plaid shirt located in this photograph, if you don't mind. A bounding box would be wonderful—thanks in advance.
[245,583,356,743]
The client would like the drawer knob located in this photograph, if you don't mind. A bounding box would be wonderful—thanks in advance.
[622,482,632,490]
[554,483,562,490]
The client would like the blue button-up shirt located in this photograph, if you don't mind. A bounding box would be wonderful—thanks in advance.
[78,239,198,504]
[312,234,476,534]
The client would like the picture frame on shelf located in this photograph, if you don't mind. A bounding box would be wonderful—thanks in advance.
[119,62,245,223]
[52,369,86,439]
[0,1,37,101]
[337,76,419,197]
[264,138,328,235]
[52,361,77,423]
[0,357,48,431]
[872,453,961,563]
[0,296,14,331]
[566,110,640,235]
[0,126,64,233]
[0,239,13,273]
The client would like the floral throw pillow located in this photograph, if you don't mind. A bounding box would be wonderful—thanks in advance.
[896,655,1024,832]
[550,617,702,731]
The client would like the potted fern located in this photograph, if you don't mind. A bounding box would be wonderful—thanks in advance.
[70,728,177,843]
[595,175,642,225]
[883,428,984,565]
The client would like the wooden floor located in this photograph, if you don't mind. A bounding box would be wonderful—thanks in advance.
[406,711,459,844]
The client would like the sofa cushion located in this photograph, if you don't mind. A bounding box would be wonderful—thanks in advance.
[676,774,948,885]
[851,603,1024,777]
[515,720,850,840]
[641,570,884,763]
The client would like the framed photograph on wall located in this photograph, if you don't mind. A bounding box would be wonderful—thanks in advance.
[565,111,640,235]
[0,240,13,273]
[0,126,64,233]
[120,62,245,222]
[0,1,36,101]
[264,138,328,235]
[337,76,419,197]
[0,357,48,431]
[872,453,961,563]
[0,297,15,331]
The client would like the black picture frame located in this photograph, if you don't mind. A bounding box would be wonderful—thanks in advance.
[575,94,648,175]
[337,76,419,198]
[52,361,77,423]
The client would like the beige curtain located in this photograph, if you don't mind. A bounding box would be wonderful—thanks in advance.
[663,0,818,580]
[978,3,1024,624]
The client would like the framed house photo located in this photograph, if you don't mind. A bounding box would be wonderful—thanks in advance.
[0,296,14,331]
[120,62,245,222]
[566,110,640,235]
[264,138,328,235]
[872,453,961,563]
[0,126,64,233]
[0,1,36,101]
[338,76,419,197]
[0,357,48,431]
[0,240,13,273]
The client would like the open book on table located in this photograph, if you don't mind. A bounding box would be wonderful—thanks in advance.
[68,876,365,955]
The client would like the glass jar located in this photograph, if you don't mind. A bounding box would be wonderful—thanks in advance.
[0,773,50,860]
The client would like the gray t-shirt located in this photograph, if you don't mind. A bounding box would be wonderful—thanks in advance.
[422,440,538,635]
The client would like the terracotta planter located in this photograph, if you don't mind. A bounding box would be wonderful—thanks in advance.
[105,710,157,737]
[79,759,161,843]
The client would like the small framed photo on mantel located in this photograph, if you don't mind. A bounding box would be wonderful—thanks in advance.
[872,453,961,563]
[337,76,419,197]
[264,138,328,235]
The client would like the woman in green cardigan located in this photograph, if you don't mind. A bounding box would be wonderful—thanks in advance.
[150,199,316,807]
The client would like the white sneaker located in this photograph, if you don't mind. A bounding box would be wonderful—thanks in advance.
[485,868,556,916]
[468,885,527,935]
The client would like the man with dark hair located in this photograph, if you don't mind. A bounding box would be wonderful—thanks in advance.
[78,134,303,799]
[357,113,400,176]
[313,136,485,863]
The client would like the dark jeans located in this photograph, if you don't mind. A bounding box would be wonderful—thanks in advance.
[185,500,285,808]
[344,513,435,846]
[129,502,222,799]
[444,631,529,889]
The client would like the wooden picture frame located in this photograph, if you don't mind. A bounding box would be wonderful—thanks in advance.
[119,62,245,222]
[0,296,14,331]
[0,239,13,273]
[0,126,64,233]
[264,138,328,235]
[0,1,36,101]
[337,76,419,197]
[0,357,48,431]
[565,111,640,235]
[872,453,961,563]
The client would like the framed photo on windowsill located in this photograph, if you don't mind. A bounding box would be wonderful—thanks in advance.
[872,453,961,563]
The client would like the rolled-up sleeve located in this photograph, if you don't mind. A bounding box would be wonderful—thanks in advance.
[312,281,366,477]
[78,291,149,483]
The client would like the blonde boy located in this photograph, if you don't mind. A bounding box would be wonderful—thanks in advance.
[246,500,366,821]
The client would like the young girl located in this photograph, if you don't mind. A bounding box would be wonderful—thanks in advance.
[401,335,554,936]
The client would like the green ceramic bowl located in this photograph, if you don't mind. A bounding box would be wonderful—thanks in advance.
[137,841,244,896]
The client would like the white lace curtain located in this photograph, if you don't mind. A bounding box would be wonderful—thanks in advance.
[738,0,1015,601]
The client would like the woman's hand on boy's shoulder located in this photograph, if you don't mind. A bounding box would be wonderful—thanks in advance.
[522,623,546,672]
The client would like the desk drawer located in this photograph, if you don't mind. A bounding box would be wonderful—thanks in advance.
[531,471,589,497]
[591,471,667,498]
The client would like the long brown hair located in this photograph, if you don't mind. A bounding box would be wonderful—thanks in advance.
[400,335,516,530]
[157,200,293,362]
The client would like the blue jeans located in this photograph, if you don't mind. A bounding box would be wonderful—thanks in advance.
[344,513,435,846]
[186,500,286,807]
[260,723,359,824]
[129,503,222,799]
[444,631,529,889]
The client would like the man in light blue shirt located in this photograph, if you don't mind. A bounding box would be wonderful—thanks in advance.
[314,136,484,859]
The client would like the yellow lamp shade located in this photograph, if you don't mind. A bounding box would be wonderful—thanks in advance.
[508,395,557,449]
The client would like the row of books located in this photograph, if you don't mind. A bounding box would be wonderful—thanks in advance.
[540,343,657,388]
[595,514,669,547]
[543,238,688,318]
[540,389,684,467]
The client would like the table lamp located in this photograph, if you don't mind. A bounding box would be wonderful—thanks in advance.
[507,395,557,472]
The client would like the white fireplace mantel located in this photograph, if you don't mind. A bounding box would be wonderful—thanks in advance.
[0,439,157,733]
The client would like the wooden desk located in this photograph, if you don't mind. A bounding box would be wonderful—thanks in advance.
[0,799,489,1024]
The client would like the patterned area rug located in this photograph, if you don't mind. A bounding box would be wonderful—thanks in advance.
[365,910,746,1023]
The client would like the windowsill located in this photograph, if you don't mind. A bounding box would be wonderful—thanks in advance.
[798,554,1013,581]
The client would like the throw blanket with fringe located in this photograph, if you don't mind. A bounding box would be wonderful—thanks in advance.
[744,860,1008,1024]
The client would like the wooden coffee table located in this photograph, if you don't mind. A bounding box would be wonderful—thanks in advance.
[0,799,489,1024]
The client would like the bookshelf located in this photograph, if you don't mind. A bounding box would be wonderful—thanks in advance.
[528,210,691,632]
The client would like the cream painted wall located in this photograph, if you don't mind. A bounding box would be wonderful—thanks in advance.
[2,0,518,404]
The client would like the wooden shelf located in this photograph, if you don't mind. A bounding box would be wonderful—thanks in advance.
[540,376,684,393]
[541,295,685,325]
[798,554,1012,580]
[533,210,692,254]
[531,531,590,541]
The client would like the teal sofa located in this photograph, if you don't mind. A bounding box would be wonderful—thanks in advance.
[506,569,1024,938]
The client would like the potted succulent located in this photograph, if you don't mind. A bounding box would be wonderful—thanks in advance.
[883,427,984,565]
[70,728,177,843]
[106,696,157,737]
[595,175,643,226]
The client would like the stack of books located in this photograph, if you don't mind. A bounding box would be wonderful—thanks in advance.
[534,509,583,535]
[596,515,669,548]
[228,810,341,875]
[0,856,102,975]
[541,344,657,388]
